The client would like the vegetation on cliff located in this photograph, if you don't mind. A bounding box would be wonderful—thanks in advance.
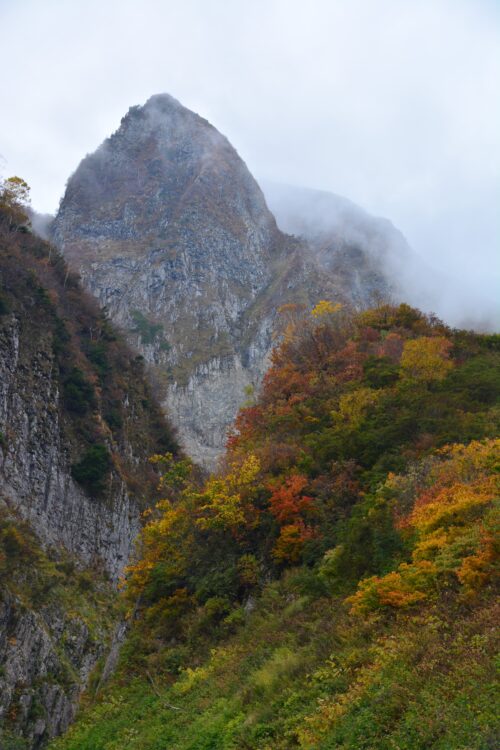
[51,302,499,749]
[0,184,180,748]
[0,189,178,504]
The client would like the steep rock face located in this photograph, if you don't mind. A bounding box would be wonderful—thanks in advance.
[53,95,281,465]
[0,227,176,579]
[53,94,406,465]
[0,213,177,746]
[0,584,111,748]
[0,314,139,578]
[53,94,277,333]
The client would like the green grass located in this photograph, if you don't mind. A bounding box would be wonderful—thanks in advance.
[50,578,499,750]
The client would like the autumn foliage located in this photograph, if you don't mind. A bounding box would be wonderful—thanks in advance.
[53,301,499,750]
[125,302,499,647]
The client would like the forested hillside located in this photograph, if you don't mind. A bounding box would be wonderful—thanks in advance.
[51,302,499,749]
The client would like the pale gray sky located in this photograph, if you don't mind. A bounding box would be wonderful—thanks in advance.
[1,0,499,324]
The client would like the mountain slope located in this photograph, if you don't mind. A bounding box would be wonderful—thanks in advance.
[48,304,500,750]
[262,180,414,298]
[52,94,406,465]
[0,202,179,748]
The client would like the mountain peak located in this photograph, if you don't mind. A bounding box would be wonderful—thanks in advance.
[143,91,183,110]
[119,92,220,145]
[125,92,197,124]
[53,96,404,465]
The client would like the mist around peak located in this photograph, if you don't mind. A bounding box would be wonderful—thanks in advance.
[262,180,500,332]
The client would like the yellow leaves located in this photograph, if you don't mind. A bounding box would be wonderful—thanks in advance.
[125,501,190,601]
[173,664,214,695]
[272,521,314,563]
[1,176,30,203]
[406,439,499,534]
[296,631,408,747]
[456,518,500,595]
[126,452,262,621]
[233,453,261,485]
[173,643,243,696]
[139,501,182,545]
[250,647,304,694]
[435,438,500,483]
[275,303,307,343]
[331,387,381,429]
[123,558,156,596]
[0,176,31,225]
[412,529,449,561]
[148,453,165,465]
[237,554,260,587]
[347,561,435,615]
[400,336,453,382]
[196,479,245,530]
[409,478,495,534]
[196,454,261,531]
[348,438,499,617]
[149,452,193,492]
[311,300,343,318]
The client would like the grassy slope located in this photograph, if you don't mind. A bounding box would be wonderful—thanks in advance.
[50,448,500,749]
[50,597,499,750]
[50,305,499,750]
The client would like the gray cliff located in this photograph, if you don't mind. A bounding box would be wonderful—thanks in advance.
[0,313,141,580]
[53,94,410,466]
[0,216,177,747]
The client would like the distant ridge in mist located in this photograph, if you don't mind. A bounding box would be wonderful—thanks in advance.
[261,181,500,332]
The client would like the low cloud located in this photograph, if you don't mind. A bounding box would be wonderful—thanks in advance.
[0,0,498,328]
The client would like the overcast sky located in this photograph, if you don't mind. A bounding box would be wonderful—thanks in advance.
[1,0,499,324]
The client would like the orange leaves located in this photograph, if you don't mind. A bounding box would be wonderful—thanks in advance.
[376,332,404,362]
[347,561,435,615]
[267,473,314,524]
[457,526,500,594]
[348,439,499,616]
[262,363,313,405]
[267,473,316,563]
[124,557,155,592]
[401,439,499,536]
[329,340,365,383]
[272,521,315,564]
[409,478,495,534]
[229,405,264,444]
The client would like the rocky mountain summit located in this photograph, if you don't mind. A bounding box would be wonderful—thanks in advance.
[53,94,410,466]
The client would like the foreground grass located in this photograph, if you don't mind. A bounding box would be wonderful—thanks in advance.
[51,580,499,750]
